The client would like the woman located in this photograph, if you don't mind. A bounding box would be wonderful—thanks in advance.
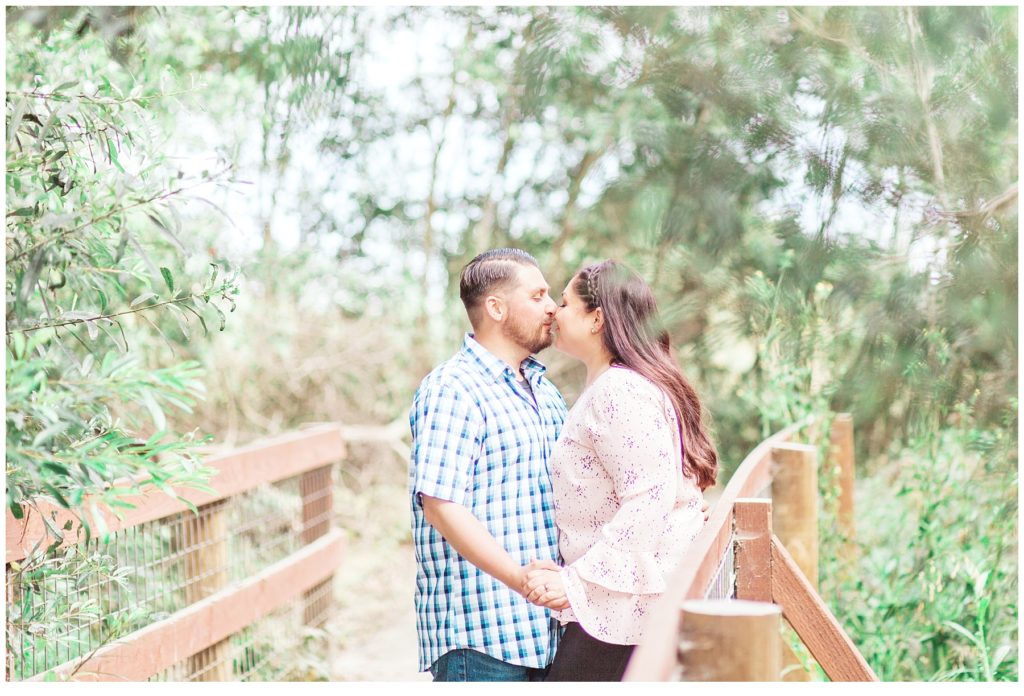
[523,259,718,681]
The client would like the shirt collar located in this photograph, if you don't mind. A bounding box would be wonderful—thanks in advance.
[462,333,548,383]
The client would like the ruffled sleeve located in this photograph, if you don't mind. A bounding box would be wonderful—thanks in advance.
[562,370,681,597]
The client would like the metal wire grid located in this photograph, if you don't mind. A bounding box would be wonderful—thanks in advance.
[148,578,335,682]
[702,533,737,601]
[7,468,336,681]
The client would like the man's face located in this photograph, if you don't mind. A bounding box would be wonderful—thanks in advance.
[499,264,557,354]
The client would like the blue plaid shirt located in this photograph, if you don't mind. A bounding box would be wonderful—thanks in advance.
[409,334,567,672]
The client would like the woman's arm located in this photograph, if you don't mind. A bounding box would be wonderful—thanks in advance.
[560,373,693,595]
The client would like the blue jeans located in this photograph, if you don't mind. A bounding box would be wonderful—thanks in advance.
[430,649,548,682]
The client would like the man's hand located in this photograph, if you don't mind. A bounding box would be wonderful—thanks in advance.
[515,558,560,599]
[523,568,570,610]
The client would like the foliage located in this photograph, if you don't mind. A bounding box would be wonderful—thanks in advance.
[818,405,1018,681]
[5,11,239,531]
[5,9,241,679]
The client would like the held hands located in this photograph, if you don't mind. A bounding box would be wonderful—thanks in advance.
[520,559,570,611]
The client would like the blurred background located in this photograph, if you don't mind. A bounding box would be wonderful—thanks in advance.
[6,5,1017,681]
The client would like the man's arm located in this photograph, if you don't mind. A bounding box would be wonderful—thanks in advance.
[421,495,557,595]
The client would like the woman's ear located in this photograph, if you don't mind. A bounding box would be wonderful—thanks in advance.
[484,295,506,322]
[592,307,605,333]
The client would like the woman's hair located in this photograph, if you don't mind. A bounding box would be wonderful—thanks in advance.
[574,260,718,490]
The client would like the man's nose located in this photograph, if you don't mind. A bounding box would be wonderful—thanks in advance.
[545,297,557,314]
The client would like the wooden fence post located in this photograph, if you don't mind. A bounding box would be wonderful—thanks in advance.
[734,499,772,603]
[678,599,781,681]
[771,442,819,681]
[771,443,819,589]
[184,500,231,681]
[829,413,856,554]
[300,464,334,627]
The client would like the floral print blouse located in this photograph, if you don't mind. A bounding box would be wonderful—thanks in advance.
[550,366,705,645]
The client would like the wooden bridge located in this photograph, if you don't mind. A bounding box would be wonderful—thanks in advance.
[6,415,876,681]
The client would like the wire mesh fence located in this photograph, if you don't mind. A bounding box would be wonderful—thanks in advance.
[6,463,337,681]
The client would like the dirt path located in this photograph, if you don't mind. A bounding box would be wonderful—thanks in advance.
[327,467,429,681]
[330,540,427,680]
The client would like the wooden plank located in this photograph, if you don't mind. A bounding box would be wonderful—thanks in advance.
[770,535,878,682]
[28,529,346,682]
[7,425,345,563]
[623,416,814,682]
[734,499,772,602]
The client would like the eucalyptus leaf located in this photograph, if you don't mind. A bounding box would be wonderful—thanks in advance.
[160,266,175,293]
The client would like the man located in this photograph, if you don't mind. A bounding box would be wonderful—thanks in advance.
[409,248,566,681]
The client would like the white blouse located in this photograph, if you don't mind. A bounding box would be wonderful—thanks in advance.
[549,366,705,645]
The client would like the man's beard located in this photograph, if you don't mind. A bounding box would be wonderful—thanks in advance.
[503,314,553,354]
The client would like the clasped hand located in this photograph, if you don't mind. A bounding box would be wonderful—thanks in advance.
[520,559,570,611]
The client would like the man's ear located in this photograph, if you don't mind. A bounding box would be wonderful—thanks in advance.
[484,295,506,322]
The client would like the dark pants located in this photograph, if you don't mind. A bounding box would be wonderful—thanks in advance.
[545,621,636,681]
[429,648,548,682]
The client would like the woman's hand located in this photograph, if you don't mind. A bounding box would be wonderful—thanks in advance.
[524,568,570,610]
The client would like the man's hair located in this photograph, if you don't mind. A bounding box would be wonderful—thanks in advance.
[459,248,539,327]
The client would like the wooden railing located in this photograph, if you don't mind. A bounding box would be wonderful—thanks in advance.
[6,424,347,682]
[624,414,877,682]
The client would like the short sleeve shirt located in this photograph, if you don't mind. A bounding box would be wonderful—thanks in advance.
[409,334,568,671]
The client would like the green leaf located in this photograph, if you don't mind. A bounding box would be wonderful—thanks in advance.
[10,501,24,519]
[212,302,227,331]
[106,498,138,510]
[141,391,167,432]
[182,303,209,336]
[43,483,71,509]
[991,645,1012,671]
[42,461,71,477]
[33,421,69,447]
[166,303,191,340]
[12,331,27,359]
[130,291,158,308]
[176,495,199,516]
[943,621,980,645]
[40,513,65,544]
[146,212,186,253]
[106,134,125,173]
[160,267,174,293]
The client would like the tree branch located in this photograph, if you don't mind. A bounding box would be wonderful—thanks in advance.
[6,168,231,264]
[6,291,221,336]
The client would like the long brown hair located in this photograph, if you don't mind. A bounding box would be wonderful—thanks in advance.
[574,260,718,490]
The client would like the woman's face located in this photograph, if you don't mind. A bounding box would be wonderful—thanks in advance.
[553,277,597,359]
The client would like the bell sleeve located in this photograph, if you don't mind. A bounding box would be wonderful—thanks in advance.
[560,373,681,598]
